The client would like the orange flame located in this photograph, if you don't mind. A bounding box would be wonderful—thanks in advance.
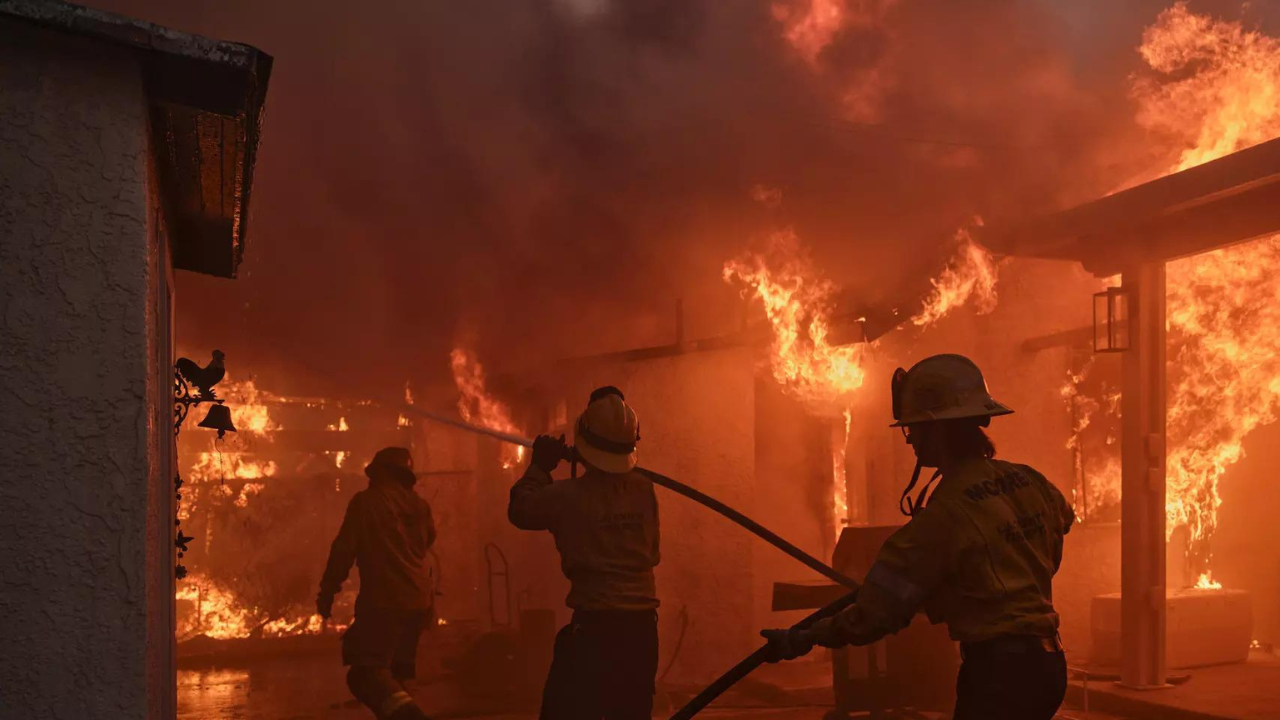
[832,409,852,537]
[188,451,278,486]
[724,230,866,414]
[1060,358,1121,522]
[327,416,349,432]
[176,573,347,641]
[215,374,279,436]
[911,228,1000,328]
[1134,3,1280,174]
[450,348,527,470]
[725,231,864,540]
[1117,3,1280,585]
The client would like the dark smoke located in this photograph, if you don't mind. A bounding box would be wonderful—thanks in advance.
[82,0,1278,397]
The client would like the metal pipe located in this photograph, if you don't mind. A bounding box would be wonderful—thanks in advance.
[394,403,858,590]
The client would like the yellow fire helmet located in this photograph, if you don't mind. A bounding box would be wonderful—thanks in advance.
[890,353,1013,427]
[575,393,640,473]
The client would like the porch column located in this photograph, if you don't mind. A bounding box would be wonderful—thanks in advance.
[1120,261,1168,688]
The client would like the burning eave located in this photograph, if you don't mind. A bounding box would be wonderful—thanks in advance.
[985,135,1280,277]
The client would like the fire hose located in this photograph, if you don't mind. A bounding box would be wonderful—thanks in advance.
[394,403,860,716]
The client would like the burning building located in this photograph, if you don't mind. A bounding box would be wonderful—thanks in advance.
[13,0,1280,718]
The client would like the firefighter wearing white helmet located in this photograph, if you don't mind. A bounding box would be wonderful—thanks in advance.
[762,354,1076,720]
[508,387,660,720]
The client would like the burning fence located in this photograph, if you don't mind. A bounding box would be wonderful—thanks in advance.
[175,375,419,643]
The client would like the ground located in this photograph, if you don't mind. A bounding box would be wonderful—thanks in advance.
[176,649,1126,720]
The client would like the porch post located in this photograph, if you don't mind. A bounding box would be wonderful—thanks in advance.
[1119,261,1168,688]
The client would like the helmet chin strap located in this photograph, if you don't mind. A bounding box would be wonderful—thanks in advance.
[899,461,943,517]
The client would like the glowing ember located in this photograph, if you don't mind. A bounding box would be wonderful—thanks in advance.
[398,414,411,428]
[327,416,350,432]
[1125,3,1280,583]
[724,229,865,414]
[450,347,527,470]
[911,228,1000,328]
[404,382,415,405]
[335,451,347,468]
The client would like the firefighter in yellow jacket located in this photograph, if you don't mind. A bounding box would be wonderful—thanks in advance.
[509,387,660,720]
[762,354,1075,720]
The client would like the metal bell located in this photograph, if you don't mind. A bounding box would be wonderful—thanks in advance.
[197,403,237,438]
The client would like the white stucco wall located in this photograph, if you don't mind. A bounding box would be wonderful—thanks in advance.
[0,20,169,719]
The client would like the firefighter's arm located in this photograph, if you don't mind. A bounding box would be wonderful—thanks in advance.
[806,505,959,647]
[507,465,558,531]
[318,493,364,614]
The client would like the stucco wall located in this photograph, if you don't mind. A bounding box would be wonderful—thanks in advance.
[0,21,163,718]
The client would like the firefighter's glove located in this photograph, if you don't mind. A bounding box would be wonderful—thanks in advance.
[316,592,334,620]
[532,434,567,474]
[761,626,815,663]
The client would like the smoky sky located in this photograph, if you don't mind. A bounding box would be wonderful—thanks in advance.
[82,0,1280,398]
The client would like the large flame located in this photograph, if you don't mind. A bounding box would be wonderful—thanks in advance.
[724,230,866,414]
[1134,3,1280,173]
[725,230,864,538]
[911,228,1000,328]
[1078,3,1280,585]
[450,347,527,470]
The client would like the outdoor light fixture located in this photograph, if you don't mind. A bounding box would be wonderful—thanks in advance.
[1093,287,1131,353]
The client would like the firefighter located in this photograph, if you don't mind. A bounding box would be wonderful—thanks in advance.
[318,446,436,720]
[509,387,660,720]
[761,354,1075,720]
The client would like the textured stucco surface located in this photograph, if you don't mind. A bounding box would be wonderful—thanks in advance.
[0,21,161,718]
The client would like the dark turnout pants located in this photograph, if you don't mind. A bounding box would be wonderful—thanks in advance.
[342,608,430,678]
[540,609,658,720]
[954,636,1067,720]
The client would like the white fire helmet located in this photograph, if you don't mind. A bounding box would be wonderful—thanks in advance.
[575,393,640,473]
[890,354,1013,427]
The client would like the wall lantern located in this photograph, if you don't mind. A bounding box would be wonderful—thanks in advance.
[1093,287,1131,353]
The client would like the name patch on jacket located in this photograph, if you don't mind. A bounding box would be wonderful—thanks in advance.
[962,471,1030,502]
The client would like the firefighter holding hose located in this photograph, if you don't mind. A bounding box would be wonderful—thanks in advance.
[509,386,660,720]
[762,354,1075,720]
